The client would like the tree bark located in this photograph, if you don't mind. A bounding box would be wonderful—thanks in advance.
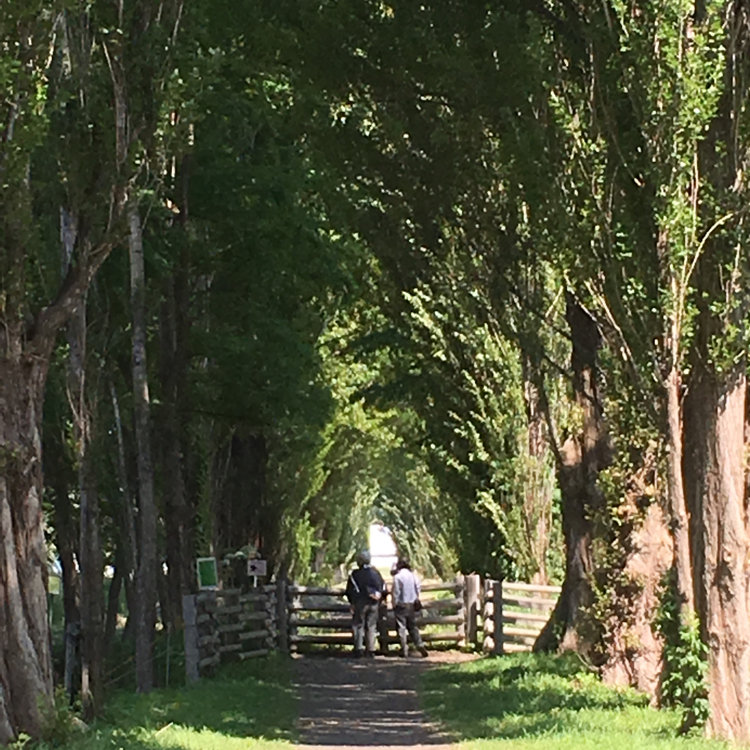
[0,358,54,742]
[77,430,103,720]
[63,209,104,720]
[535,293,608,653]
[159,268,191,626]
[685,366,750,741]
[103,562,124,654]
[664,366,694,616]
[110,381,138,636]
[129,200,158,693]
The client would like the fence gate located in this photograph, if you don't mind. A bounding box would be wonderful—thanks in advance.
[183,575,560,679]
[287,576,475,652]
[482,580,561,654]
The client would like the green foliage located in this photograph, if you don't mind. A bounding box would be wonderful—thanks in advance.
[421,653,725,749]
[39,688,84,747]
[656,574,710,734]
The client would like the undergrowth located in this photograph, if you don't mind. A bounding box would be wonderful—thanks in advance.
[656,571,710,733]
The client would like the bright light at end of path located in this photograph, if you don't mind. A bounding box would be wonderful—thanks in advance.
[369,522,398,573]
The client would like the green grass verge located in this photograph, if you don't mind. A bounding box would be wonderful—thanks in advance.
[421,653,730,750]
[34,654,295,750]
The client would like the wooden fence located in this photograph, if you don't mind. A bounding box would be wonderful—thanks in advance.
[287,576,473,652]
[183,576,560,680]
[183,585,277,680]
[482,580,561,654]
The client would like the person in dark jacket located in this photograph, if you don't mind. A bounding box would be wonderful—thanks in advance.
[345,550,385,657]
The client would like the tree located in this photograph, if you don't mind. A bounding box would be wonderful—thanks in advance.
[0,4,111,738]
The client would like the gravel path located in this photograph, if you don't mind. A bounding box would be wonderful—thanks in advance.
[293,652,473,750]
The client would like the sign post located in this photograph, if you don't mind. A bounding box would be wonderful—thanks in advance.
[247,559,267,587]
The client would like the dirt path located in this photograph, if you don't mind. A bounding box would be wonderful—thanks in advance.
[293,652,474,750]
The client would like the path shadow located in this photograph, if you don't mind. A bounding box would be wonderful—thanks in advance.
[294,654,454,747]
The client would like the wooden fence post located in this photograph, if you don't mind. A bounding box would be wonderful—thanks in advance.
[182,594,200,682]
[492,580,503,655]
[464,574,480,649]
[276,577,289,653]
[455,574,466,645]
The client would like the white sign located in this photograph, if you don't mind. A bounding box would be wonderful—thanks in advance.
[247,559,267,577]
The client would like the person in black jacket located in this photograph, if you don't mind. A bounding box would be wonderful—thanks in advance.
[345,550,385,657]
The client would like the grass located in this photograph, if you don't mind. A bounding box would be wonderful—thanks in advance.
[35,654,295,750]
[421,652,730,750]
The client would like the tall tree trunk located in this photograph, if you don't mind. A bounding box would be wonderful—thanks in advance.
[77,427,103,719]
[683,4,750,739]
[129,200,158,693]
[63,209,104,719]
[57,497,81,702]
[46,438,81,702]
[664,366,694,616]
[159,269,190,627]
[685,365,750,741]
[103,562,124,653]
[0,358,54,742]
[0,151,115,744]
[535,293,608,653]
[110,382,138,635]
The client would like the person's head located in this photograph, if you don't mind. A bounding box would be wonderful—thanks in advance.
[396,557,411,571]
[356,549,371,567]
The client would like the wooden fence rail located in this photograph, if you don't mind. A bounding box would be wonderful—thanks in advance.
[287,577,471,652]
[482,580,561,655]
[183,575,560,680]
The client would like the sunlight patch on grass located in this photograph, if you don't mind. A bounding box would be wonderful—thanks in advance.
[54,654,295,750]
[137,723,292,749]
[421,653,730,750]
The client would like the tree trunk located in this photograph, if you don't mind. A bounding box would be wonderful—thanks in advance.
[46,442,81,702]
[683,4,750,738]
[63,210,104,720]
[535,293,607,653]
[685,366,750,741]
[0,168,114,742]
[110,382,138,636]
[664,366,694,616]
[159,269,191,626]
[103,562,124,654]
[129,200,158,693]
[77,433,103,720]
[0,358,54,742]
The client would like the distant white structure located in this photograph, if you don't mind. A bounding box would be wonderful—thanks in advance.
[369,522,398,573]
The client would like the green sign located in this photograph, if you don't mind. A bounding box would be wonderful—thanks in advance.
[196,557,218,589]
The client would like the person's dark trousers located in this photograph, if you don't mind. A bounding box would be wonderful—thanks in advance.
[377,601,390,654]
[394,602,427,656]
[352,601,380,655]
